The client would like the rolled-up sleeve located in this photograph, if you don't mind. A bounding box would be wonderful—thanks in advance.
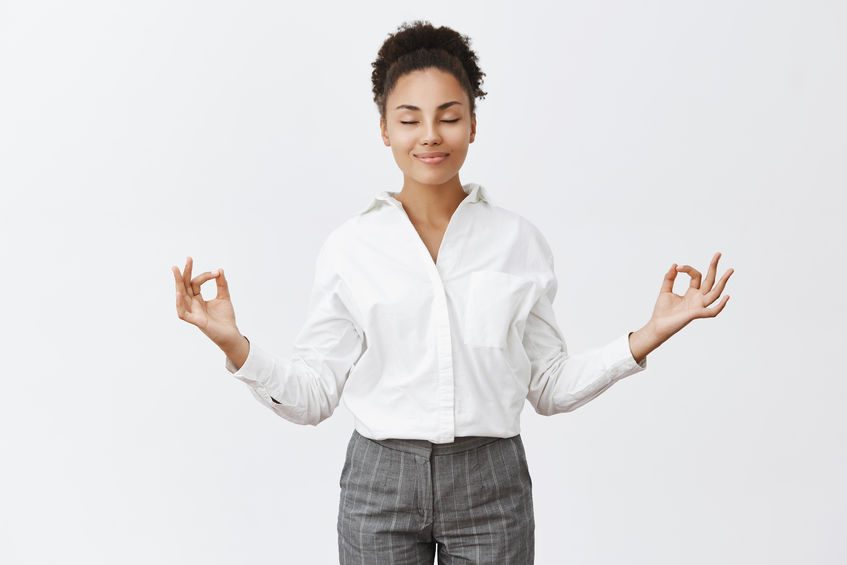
[224,235,366,426]
[524,245,647,416]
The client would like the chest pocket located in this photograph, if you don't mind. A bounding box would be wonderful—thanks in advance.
[463,270,536,348]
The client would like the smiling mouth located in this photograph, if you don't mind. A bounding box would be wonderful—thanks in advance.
[415,153,449,164]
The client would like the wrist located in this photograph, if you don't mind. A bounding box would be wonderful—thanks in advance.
[218,331,250,372]
[639,319,664,344]
[215,329,246,350]
[628,322,663,365]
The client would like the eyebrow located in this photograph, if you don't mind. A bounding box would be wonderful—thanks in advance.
[394,101,463,111]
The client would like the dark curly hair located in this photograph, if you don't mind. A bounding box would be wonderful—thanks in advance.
[371,20,487,121]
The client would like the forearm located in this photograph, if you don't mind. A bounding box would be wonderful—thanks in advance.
[628,322,667,365]
[219,333,251,372]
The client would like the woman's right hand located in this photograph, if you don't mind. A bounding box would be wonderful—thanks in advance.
[172,256,240,346]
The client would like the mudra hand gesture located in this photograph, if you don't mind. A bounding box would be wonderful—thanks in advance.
[649,251,734,342]
[171,256,238,346]
[629,252,734,364]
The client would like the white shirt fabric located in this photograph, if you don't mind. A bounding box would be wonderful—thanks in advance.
[225,182,647,443]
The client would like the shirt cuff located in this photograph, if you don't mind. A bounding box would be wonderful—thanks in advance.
[603,332,648,382]
[224,336,274,386]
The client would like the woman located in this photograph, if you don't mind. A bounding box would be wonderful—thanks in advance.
[172,20,733,564]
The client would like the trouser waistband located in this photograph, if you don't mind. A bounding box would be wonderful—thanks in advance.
[354,429,513,458]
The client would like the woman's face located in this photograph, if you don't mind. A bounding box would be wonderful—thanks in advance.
[380,67,476,189]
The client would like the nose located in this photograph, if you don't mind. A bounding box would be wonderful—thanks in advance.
[421,120,442,146]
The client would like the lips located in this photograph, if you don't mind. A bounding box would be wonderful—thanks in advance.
[415,152,449,164]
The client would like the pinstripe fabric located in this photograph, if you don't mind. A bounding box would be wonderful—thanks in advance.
[337,429,534,564]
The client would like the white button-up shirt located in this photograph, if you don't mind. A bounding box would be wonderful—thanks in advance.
[225,182,647,443]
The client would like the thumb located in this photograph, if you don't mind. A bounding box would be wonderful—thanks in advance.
[215,267,230,300]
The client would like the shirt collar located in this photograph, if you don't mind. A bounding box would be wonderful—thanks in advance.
[358,183,491,216]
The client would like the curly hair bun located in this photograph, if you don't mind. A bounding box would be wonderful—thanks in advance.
[371,20,487,119]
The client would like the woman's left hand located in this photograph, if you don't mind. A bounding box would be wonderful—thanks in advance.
[646,252,734,343]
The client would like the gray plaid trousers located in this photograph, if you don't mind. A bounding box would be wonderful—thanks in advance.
[337,429,535,564]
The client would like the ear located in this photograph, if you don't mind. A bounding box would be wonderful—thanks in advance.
[469,112,477,143]
[380,116,390,146]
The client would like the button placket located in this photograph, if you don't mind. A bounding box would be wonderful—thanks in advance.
[391,198,471,443]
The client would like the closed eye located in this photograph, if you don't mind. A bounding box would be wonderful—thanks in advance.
[400,119,460,124]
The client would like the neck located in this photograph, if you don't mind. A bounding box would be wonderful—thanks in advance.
[395,176,467,225]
